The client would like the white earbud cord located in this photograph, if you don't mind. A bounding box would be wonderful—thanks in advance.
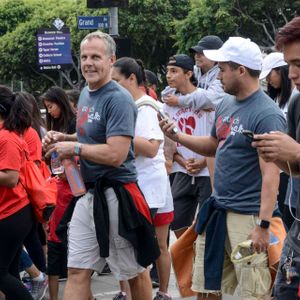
[287,161,300,222]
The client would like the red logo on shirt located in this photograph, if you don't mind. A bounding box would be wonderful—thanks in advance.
[178,116,196,135]
[216,116,234,148]
[77,106,90,136]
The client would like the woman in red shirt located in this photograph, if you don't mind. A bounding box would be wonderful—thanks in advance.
[0,85,34,300]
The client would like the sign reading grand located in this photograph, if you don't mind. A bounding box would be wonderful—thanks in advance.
[37,27,72,71]
[78,16,110,30]
[87,0,128,8]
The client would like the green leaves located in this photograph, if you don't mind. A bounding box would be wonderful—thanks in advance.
[0,0,191,91]
[0,0,299,92]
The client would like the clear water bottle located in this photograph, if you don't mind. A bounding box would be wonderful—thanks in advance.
[50,151,64,175]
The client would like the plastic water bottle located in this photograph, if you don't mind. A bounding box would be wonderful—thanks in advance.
[63,159,86,196]
[50,151,64,175]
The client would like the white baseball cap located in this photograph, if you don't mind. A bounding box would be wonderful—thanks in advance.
[203,37,263,71]
[259,52,287,80]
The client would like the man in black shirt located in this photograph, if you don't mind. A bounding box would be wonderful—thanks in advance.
[254,17,300,299]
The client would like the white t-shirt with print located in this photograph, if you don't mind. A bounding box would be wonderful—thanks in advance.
[163,90,215,177]
[135,95,173,212]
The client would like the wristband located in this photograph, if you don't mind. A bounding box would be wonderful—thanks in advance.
[256,219,270,229]
[74,143,82,156]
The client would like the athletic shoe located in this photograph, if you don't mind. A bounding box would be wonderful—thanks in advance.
[153,291,172,300]
[112,291,126,300]
[31,276,48,300]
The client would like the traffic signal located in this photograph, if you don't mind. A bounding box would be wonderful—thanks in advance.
[114,37,131,58]
[87,0,128,8]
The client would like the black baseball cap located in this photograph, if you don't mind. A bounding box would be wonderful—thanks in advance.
[167,54,194,71]
[189,35,223,54]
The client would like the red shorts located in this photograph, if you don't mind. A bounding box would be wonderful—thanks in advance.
[153,211,174,227]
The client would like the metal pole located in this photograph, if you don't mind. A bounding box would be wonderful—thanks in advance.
[109,7,119,36]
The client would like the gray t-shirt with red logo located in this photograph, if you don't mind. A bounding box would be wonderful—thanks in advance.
[211,89,286,214]
[76,81,137,183]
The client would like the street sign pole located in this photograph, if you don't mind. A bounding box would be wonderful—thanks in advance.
[109,7,118,36]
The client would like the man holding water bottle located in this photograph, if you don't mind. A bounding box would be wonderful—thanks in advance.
[43,31,157,300]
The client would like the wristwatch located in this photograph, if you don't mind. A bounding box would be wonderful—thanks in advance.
[74,143,82,156]
[256,219,270,229]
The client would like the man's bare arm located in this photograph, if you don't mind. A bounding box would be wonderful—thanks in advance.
[249,158,280,253]
[159,118,218,157]
[79,136,132,167]
[46,136,132,168]
[176,134,218,157]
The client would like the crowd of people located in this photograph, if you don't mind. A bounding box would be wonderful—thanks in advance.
[0,15,300,300]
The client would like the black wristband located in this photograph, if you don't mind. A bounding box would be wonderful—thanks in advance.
[256,219,270,229]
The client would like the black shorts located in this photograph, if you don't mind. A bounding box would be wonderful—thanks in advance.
[47,241,68,277]
[273,240,300,300]
[170,173,212,231]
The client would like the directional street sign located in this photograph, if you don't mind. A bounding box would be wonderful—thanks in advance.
[36,27,72,71]
[77,16,110,30]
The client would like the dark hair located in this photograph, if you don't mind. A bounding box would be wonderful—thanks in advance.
[0,85,32,134]
[145,69,159,86]
[41,86,75,133]
[267,65,291,109]
[228,61,261,78]
[65,89,80,109]
[22,92,45,139]
[276,17,300,50]
[182,69,197,86]
[113,57,147,87]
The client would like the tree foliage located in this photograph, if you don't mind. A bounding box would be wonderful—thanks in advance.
[118,0,190,73]
[174,0,300,53]
[0,0,299,92]
[0,0,190,91]
[173,0,238,52]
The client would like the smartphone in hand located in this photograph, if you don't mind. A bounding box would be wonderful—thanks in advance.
[158,109,178,134]
[241,130,258,142]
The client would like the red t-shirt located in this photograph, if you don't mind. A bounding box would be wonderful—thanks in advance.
[139,86,158,100]
[24,127,42,162]
[0,129,30,220]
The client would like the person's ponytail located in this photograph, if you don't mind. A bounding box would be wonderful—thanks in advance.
[135,59,149,94]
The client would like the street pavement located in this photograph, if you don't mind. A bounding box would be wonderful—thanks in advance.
[44,231,239,300]
[45,272,238,300]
